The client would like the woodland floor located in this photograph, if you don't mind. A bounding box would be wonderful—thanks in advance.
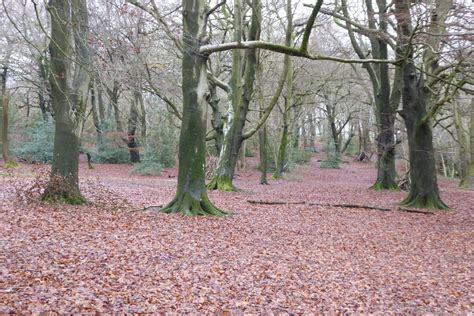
[0,154,473,313]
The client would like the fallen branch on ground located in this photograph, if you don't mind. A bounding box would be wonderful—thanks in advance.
[247,200,306,205]
[309,203,391,212]
[396,207,436,215]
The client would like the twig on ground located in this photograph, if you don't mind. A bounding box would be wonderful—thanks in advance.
[130,205,163,212]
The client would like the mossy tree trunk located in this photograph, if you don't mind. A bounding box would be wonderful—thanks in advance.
[395,0,448,209]
[273,0,293,179]
[161,0,226,216]
[208,0,260,191]
[43,0,91,204]
[274,109,290,178]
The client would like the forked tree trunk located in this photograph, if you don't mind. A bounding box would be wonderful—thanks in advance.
[161,0,226,216]
[208,0,259,191]
[43,0,91,204]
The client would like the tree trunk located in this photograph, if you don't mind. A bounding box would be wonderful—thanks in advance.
[208,81,224,153]
[43,0,91,204]
[460,97,474,188]
[274,109,290,178]
[137,90,146,147]
[395,0,448,209]
[208,0,259,191]
[273,0,293,179]
[126,92,140,163]
[1,67,9,162]
[256,51,268,185]
[161,0,226,216]
[372,0,400,190]
[37,55,51,121]
[90,78,103,146]
[308,111,316,151]
[453,100,469,187]
[1,95,9,163]
[110,80,123,132]
[395,0,450,209]
[259,125,268,184]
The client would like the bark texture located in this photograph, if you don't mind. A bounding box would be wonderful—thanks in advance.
[161,0,226,216]
[208,0,260,191]
[395,0,448,209]
[43,0,91,204]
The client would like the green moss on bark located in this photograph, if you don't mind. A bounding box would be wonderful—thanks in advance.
[400,193,449,210]
[370,180,399,191]
[207,175,238,192]
[161,192,227,216]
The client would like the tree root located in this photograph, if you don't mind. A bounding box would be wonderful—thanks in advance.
[41,188,86,205]
[207,176,238,192]
[400,193,449,210]
[161,192,228,216]
[370,181,399,191]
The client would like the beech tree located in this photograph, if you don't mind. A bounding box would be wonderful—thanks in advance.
[394,0,451,209]
[42,0,92,203]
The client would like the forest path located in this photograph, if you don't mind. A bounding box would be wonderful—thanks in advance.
[0,156,473,313]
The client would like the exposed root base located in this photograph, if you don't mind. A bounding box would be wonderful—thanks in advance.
[2,160,19,169]
[260,181,269,185]
[207,177,237,192]
[161,193,228,216]
[370,181,399,191]
[400,194,449,210]
[41,190,86,205]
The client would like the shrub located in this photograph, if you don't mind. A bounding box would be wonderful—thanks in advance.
[94,137,130,164]
[13,120,54,163]
[156,132,177,168]
[320,138,341,169]
[131,161,163,176]
[291,149,313,165]
[131,145,163,176]
[245,146,255,157]
[92,144,130,164]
